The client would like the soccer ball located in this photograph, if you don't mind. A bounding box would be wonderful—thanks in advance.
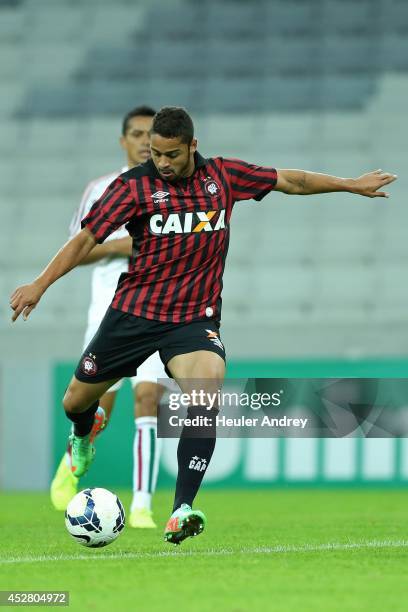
[65,488,125,548]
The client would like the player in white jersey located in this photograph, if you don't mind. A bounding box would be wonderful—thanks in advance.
[50,106,169,528]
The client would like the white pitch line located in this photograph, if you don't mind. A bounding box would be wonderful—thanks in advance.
[1,540,408,565]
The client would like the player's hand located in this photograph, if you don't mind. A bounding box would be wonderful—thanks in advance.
[9,282,44,322]
[351,169,397,198]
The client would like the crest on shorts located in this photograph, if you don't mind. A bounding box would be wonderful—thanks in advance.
[81,354,98,376]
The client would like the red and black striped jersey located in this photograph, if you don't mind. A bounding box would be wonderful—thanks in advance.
[81,152,277,323]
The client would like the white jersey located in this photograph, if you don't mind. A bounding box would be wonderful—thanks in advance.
[70,167,129,325]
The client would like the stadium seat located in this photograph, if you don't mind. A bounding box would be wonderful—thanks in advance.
[142,78,202,113]
[314,264,376,308]
[79,47,146,80]
[254,228,317,265]
[0,6,23,41]
[371,265,408,327]
[23,119,82,155]
[264,38,321,76]
[262,76,319,111]
[375,228,408,262]
[143,40,205,78]
[253,264,315,307]
[22,7,85,42]
[317,75,376,110]
[18,197,74,232]
[0,42,20,78]
[141,3,205,40]
[2,0,408,354]
[384,0,408,32]
[312,227,376,263]
[380,34,408,72]
[203,40,266,77]
[0,0,23,6]
[321,0,377,34]
[320,36,378,74]
[83,6,141,41]
[202,3,267,40]
[222,266,254,321]
[18,86,86,117]
[201,77,260,113]
[87,80,143,115]
[0,82,22,115]
[0,120,19,154]
[264,0,319,35]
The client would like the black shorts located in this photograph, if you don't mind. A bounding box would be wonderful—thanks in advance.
[75,306,226,384]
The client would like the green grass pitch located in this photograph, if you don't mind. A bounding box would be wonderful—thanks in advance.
[1,488,408,611]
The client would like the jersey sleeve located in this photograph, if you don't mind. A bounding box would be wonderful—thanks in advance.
[81,177,136,243]
[223,158,278,202]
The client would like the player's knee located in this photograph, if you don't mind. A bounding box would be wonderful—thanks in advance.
[134,390,158,417]
[63,386,85,414]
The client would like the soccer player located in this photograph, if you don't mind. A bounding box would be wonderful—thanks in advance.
[50,105,169,529]
[10,107,397,545]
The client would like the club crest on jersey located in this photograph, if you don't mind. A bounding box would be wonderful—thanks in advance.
[204,179,221,198]
[81,354,98,376]
[149,210,226,235]
[152,191,170,204]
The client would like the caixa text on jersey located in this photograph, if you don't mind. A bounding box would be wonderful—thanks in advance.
[149,210,226,235]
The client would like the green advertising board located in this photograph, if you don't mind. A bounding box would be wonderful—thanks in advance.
[53,359,408,489]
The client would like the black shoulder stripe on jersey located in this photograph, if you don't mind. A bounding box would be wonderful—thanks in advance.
[226,166,276,184]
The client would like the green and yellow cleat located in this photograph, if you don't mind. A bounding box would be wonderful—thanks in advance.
[69,432,95,478]
[50,453,78,511]
[50,407,105,510]
[164,504,206,545]
[129,507,157,529]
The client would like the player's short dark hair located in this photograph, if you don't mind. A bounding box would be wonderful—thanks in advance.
[151,107,194,145]
[122,105,156,135]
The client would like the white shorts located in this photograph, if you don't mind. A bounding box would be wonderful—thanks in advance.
[83,319,171,393]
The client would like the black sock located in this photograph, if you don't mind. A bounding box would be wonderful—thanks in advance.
[172,405,217,512]
[65,401,98,437]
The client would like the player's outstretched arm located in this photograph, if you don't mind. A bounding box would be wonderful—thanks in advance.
[10,228,96,322]
[275,169,397,198]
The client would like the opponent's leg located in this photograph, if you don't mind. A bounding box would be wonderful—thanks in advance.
[164,351,225,544]
[130,382,165,528]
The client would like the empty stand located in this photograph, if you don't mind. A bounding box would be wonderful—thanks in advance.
[1,0,407,359]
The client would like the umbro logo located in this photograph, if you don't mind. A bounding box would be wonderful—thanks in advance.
[206,329,224,351]
[152,191,170,204]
